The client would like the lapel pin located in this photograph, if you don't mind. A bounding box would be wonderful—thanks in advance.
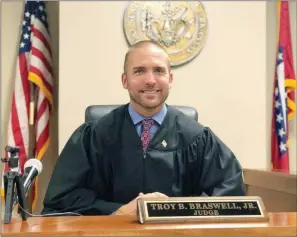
[162,140,167,148]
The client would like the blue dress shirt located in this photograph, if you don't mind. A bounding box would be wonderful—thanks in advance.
[128,104,167,138]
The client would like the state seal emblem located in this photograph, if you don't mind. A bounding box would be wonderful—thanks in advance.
[123,1,208,66]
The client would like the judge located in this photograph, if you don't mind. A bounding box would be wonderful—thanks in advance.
[42,40,246,216]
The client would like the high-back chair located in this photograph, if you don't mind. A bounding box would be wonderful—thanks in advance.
[85,104,198,122]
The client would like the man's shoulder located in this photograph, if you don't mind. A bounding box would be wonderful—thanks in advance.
[168,105,203,128]
[167,105,206,141]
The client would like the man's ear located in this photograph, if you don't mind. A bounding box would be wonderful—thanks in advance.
[121,73,128,89]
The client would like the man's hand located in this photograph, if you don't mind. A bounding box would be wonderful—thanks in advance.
[114,192,168,216]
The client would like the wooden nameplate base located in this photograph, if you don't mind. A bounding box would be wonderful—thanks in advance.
[137,196,269,224]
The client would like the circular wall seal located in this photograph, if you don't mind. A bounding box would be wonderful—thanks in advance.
[123,1,208,66]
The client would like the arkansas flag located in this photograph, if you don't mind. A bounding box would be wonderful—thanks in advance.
[271,1,296,173]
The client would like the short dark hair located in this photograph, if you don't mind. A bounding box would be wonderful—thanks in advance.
[123,40,170,74]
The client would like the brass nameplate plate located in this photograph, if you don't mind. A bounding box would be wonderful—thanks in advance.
[137,196,269,224]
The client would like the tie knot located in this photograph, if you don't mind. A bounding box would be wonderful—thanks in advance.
[142,118,154,130]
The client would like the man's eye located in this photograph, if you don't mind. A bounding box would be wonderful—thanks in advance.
[134,69,143,74]
[155,68,165,74]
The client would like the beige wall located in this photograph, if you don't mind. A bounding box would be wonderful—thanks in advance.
[1,1,296,214]
[59,1,296,171]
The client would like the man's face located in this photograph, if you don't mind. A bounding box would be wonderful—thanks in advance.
[121,45,173,112]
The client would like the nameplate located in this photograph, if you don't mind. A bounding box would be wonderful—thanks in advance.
[137,196,269,224]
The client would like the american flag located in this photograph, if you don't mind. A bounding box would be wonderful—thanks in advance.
[2,1,53,207]
[271,1,296,173]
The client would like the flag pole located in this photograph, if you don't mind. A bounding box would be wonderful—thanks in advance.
[29,83,35,127]
[28,81,36,212]
[29,81,36,158]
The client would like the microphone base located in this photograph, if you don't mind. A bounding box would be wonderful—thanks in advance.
[3,171,29,224]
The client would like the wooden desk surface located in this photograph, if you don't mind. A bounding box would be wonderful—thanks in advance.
[2,212,296,236]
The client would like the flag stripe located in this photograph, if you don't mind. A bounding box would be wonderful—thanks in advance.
[11,55,31,163]
[29,72,53,107]
[30,66,53,91]
[19,54,31,111]
[30,55,53,86]
[32,40,52,69]
[33,27,52,57]
[10,94,27,173]
[32,19,51,49]
[31,48,53,77]
[276,61,287,130]
[36,98,49,138]
[36,98,47,121]
[36,122,49,157]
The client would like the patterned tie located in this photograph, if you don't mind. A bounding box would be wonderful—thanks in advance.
[141,119,154,150]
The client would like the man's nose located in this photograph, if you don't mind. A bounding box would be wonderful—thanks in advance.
[144,72,157,85]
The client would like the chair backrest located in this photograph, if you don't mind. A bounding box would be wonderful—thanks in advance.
[85,105,198,122]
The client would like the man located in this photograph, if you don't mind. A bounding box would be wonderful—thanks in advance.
[42,40,246,216]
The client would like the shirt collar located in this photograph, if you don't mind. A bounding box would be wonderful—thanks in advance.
[128,103,167,126]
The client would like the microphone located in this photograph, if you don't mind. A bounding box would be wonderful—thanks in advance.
[13,158,43,206]
[22,158,43,194]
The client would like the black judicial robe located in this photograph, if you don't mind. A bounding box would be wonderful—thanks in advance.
[42,104,246,215]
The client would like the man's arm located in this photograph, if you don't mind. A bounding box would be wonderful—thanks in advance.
[198,127,246,197]
[42,122,123,215]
